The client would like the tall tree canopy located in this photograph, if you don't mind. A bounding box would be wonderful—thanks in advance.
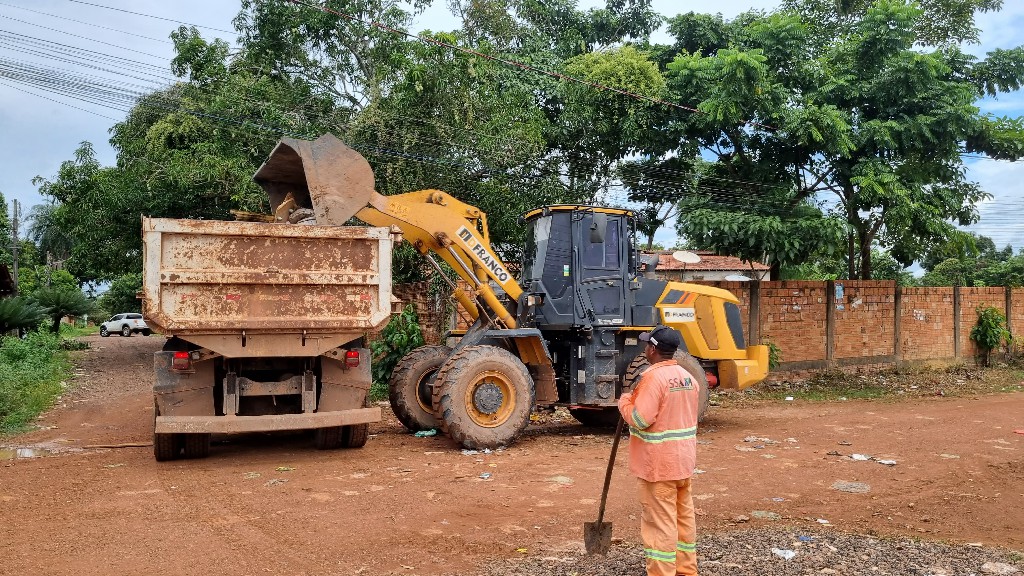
[630,0,1024,278]
[30,0,1024,285]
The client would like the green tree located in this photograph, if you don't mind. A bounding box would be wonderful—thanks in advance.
[921,257,975,286]
[97,274,143,317]
[977,253,1024,287]
[648,1,1024,279]
[31,287,94,334]
[0,296,46,333]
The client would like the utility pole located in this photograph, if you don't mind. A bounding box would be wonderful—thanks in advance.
[10,199,19,295]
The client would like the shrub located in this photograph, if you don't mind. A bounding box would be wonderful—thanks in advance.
[0,330,71,433]
[969,304,1009,367]
[370,304,425,400]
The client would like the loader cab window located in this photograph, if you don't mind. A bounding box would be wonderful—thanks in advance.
[581,215,621,270]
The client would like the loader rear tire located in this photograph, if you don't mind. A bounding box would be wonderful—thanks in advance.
[432,345,534,450]
[389,345,451,432]
[622,352,711,422]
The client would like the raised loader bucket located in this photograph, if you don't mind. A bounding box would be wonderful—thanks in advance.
[253,134,376,225]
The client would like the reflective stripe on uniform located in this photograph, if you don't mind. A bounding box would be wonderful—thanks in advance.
[644,548,676,563]
[628,425,697,444]
[676,541,696,553]
[631,408,649,430]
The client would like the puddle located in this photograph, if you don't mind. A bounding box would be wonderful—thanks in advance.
[0,442,82,460]
[0,448,43,460]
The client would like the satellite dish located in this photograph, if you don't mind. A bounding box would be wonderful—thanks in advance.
[724,274,751,281]
[672,250,702,264]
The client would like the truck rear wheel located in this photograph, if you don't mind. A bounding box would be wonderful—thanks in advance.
[153,402,180,461]
[342,423,369,448]
[623,352,711,422]
[388,345,451,432]
[182,433,211,459]
[432,345,535,450]
[314,426,343,450]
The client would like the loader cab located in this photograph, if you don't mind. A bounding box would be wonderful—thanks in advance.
[520,206,638,330]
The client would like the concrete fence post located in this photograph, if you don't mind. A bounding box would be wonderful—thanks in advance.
[953,285,961,359]
[1006,286,1013,341]
[893,285,902,363]
[825,280,836,367]
[748,281,761,346]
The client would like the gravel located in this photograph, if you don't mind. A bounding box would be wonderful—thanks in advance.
[466,527,1022,576]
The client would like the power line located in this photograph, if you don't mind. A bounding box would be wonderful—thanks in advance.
[0,3,171,43]
[66,0,236,35]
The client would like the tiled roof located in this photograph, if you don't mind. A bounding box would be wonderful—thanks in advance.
[651,251,770,272]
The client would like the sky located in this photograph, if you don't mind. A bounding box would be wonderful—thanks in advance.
[1,0,1023,254]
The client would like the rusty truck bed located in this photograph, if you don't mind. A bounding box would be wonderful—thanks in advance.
[141,217,394,357]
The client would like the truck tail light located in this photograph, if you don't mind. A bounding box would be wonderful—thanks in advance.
[345,350,360,367]
[171,351,192,371]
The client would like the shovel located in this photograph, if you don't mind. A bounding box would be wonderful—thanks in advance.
[584,417,625,555]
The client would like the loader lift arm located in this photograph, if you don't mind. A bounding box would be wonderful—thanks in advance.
[253,133,521,330]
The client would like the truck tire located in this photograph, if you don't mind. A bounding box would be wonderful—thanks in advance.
[432,345,535,450]
[153,402,179,461]
[623,352,711,422]
[388,345,451,432]
[342,423,369,448]
[314,426,343,450]
[569,407,620,428]
[182,433,211,459]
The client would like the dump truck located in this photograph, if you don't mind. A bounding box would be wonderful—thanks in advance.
[141,217,394,460]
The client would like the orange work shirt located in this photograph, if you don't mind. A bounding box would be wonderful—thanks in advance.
[617,359,700,482]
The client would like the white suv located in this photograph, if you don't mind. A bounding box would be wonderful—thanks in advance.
[100,313,151,337]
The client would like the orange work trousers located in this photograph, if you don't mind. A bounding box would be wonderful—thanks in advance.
[637,477,697,576]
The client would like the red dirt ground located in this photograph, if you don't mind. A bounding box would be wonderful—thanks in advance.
[1,335,1021,575]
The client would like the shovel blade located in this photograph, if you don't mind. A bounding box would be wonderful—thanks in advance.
[584,521,613,555]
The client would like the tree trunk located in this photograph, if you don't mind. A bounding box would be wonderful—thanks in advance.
[847,232,856,279]
[859,230,873,280]
[50,315,61,334]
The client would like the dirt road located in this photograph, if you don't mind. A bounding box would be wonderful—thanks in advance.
[1,335,1022,576]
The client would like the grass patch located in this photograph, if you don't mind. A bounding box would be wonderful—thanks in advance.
[719,364,1024,409]
[59,323,98,338]
[0,330,73,434]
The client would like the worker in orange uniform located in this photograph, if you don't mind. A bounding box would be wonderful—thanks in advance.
[618,325,700,576]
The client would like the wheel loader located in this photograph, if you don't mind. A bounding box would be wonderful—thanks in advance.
[253,134,769,449]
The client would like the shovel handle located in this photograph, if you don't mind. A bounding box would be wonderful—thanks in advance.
[595,417,625,525]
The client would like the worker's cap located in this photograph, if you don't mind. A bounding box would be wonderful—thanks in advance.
[639,325,681,353]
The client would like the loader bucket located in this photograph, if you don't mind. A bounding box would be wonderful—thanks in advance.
[253,134,376,225]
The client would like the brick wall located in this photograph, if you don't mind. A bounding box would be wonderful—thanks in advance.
[899,287,954,361]
[757,282,828,363]
[833,281,895,360]
[1012,288,1024,343]
[394,280,1022,375]
[959,287,1007,360]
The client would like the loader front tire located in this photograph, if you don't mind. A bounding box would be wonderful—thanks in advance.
[388,345,451,432]
[432,345,534,450]
[623,351,711,422]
